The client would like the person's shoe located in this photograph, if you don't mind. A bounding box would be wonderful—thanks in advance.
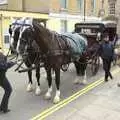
[0,109,2,112]
[0,107,3,112]
[3,109,11,113]
[105,79,108,82]
[109,75,113,79]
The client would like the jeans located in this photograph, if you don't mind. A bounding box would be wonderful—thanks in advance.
[0,77,12,111]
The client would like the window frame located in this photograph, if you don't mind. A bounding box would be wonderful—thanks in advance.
[77,0,83,13]
[60,0,68,9]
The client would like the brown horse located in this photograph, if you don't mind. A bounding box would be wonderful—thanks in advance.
[16,20,88,103]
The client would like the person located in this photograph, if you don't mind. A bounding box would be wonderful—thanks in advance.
[98,34,114,82]
[0,48,15,113]
[8,24,15,54]
[112,34,118,65]
[9,25,12,37]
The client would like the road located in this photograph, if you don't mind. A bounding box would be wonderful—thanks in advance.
[0,63,120,120]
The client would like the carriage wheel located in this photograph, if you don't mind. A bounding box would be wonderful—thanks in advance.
[91,56,100,75]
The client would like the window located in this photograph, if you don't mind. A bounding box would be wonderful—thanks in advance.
[0,0,7,5]
[4,35,9,44]
[4,34,10,48]
[109,3,115,15]
[60,0,67,9]
[77,0,83,13]
[101,0,104,8]
[91,0,96,13]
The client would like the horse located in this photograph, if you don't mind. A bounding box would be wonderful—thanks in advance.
[9,22,41,95]
[16,19,88,103]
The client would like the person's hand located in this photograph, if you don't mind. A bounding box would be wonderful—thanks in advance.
[7,61,16,69]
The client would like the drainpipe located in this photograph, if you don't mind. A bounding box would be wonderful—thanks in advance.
[22,0,25,11]
[84,0,86,21]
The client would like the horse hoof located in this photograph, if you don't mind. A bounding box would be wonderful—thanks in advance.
[74,79,80,84]
[26,84,33,92]
[44,92,51,100]
[26,87,33,92]
[117,83,120,87]
[82,80,87,85]
[53,96,61,104]
[35,87,41,95]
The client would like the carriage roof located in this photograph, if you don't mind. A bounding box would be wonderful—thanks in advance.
[75,21,117,29]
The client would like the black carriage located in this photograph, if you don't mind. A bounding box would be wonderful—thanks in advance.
[74,21,117,75]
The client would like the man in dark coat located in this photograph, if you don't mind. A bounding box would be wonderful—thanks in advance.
[0,50,15,113]
[99,34,114,82]
[9,25,12,37]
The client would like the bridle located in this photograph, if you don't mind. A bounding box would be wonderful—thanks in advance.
[18,24,41,66]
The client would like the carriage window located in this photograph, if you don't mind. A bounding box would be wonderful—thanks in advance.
[81,29,91,34]
[91,29,97,33]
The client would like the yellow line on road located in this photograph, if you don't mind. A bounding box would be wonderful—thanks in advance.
[31,68,120,120]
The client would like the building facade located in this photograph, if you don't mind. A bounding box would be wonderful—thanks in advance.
[0,0,108,52]
[0,0,49,52]
[115,0,120,37]
[48,0,109,33]
[108,0,116,15]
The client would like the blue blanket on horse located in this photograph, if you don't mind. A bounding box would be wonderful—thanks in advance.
[62,33,87,59]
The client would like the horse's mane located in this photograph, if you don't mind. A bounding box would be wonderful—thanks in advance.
[33,20,51,40]
[32,21,51,53]
[32,21,61,53]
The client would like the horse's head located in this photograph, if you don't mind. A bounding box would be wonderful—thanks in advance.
[9,18,27,53]
[16,25,34,55]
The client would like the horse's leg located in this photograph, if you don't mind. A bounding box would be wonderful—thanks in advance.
[74,61,81,84]
[81,62,87,84]
[53,68,61,104]
[35,65,41,95]
[27,70,33,92]
[45,67,53,100]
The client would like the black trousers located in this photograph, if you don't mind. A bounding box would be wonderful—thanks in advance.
[102,58,112,80]
[0,77,12,111]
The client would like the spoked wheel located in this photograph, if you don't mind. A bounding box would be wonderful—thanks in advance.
[91,56,100,75]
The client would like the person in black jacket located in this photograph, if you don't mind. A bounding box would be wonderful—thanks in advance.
[0,50,15,113]
[9,25,12,37]
[99,34,114,82]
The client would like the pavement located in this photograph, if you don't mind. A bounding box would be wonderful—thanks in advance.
[43,66,120,120]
